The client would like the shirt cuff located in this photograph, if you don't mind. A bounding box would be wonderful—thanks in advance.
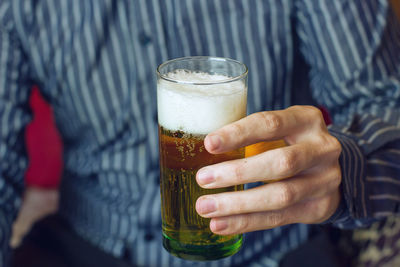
[322,127,370,227]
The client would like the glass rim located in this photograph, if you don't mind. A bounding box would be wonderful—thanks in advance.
[156,56,248,85]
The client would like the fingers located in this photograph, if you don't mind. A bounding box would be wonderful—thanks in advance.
[197,141,331,188]
[208,191,341,235]
[196,166,341,218]
[205,106,325,154]
[196,106,343,231]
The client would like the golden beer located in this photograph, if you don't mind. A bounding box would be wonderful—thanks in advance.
[245,140,287,158]
[157,57,248,260]
[159,126,243,260]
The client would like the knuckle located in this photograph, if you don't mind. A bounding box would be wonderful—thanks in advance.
[303,105,326,127]
[333,165,342,181]
[327,178,341,194]
[328,136,342,159]
[317,134,342,159]
[259,112,282,133]
[313,197,333,222]
[328,167,342,190]
[236,215,250,233]
[306,105,324,119]
[316,204,330,222]
[233,162,246,184]
[278,149,298,175]
[309,105,323,117]
[229,123,245,140]
[276,183,295,207]
[268,212,284,227]
[335,167,342,182]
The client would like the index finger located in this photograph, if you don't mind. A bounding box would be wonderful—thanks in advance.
[204,106,325,154]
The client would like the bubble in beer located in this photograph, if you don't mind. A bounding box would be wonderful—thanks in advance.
[157,70,247,135]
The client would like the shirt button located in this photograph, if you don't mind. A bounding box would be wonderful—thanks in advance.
[139,32,152,46]
[144,232,155,241]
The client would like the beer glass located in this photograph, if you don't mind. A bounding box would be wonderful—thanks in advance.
[157,57,248,261]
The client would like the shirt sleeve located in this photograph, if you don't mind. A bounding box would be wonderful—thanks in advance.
[295,0,400,228]
[0,3,33,264]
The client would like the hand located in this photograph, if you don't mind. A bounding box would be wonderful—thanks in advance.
[195,106,342,235]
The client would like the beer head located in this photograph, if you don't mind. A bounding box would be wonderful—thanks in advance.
[157,70,247,135]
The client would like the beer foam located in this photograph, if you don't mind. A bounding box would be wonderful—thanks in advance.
[158,70,247,135]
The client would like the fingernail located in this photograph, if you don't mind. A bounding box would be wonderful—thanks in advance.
[206,135,222,151]
[196,198,217,215]
[197,169,215,185]
[211,219,228,232]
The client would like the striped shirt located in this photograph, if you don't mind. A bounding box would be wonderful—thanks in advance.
[1,0,400,266]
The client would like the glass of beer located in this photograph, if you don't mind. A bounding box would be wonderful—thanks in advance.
[157,56,248,261]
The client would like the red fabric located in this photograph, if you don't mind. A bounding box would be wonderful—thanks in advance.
[319,106,332,126]
[25,87,63,188]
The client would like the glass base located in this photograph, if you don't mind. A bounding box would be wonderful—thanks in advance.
[162,233,243,261]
